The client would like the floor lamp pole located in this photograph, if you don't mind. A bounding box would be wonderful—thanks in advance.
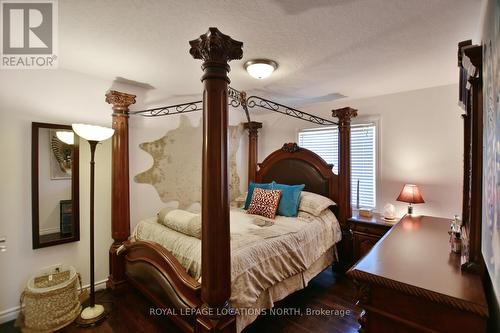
[76,140,107,326]
[89,141,97,308]
[72,123,114,326]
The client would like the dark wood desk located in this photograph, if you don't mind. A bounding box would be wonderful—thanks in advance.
[347,215,488,332]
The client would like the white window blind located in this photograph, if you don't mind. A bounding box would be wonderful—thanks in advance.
[298,124,376,208]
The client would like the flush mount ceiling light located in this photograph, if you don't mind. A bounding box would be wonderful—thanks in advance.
[244,59,278,79]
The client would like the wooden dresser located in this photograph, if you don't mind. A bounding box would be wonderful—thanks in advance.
[347,215,489,332]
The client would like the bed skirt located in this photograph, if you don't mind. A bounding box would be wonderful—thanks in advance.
[236,246,335,332]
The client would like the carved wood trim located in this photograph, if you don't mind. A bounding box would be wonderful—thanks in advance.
[457,41,484,274]
[347,269,489,317]
[352,278,370,332]
[281,142,300,153]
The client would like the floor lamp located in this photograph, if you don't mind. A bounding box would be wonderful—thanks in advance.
[72,123,114,325]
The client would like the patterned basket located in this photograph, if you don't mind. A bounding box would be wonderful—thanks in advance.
[18,266,82,333]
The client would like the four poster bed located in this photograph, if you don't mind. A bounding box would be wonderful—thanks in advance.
[104,28,358,333]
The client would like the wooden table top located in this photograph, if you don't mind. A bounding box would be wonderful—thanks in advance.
[349,212,397,228]
[348,215,488,316]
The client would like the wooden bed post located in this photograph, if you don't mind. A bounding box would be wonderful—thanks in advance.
[105,90,136,290]
[243,121,262,184]
[332,107,357,225]
[189,28,243,333]
[332,107,357,268]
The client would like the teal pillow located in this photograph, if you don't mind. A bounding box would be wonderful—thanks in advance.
[272,182,305,217]
[244,182,273,209]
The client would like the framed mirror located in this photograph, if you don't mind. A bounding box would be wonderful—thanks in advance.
[32,122,80,249]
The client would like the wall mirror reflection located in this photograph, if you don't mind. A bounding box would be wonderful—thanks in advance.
[32,122,80,249]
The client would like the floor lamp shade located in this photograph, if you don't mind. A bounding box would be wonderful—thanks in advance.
[56,131,75,145]
[72,123,114,325]
[72,124,114,142]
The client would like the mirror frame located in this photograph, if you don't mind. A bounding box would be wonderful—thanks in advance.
[32,122,80,249]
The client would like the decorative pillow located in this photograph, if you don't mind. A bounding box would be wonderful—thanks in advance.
[162,209,202,239]
[244,182,273,209]
[298,191,336,216]
[247,188,282,219]
[271,182,305,217]
[157,206,176,224]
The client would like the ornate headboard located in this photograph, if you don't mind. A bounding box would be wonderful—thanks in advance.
[255,143,341,225]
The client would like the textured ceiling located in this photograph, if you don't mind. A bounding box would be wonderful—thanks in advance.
[59,0,481,107]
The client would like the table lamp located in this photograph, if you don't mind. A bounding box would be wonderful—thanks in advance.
[72,123,114,325]
[396,184,425,215]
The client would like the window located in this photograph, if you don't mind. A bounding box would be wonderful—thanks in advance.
[298,124,376,208]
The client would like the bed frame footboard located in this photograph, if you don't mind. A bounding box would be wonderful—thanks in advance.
[120,240,202,333]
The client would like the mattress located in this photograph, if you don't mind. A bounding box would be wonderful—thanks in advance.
[132,208,341,332]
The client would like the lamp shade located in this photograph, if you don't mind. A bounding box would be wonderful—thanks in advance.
[396,184,425,204]
[56,131,74,145]
[72,124,114,142]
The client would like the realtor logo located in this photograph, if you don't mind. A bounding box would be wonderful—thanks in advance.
[1,0,58,69]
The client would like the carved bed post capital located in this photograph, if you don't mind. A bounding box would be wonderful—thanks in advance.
[190,28,241,333]
[106,89,136,291]
[244,122,262,185]
[105,90,136,113]
[243,121,262,134]
[189,27,243,70]
[332,107,358,127]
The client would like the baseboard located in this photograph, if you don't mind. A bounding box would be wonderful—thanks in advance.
[0,278,108,324]
[0,307,20,325]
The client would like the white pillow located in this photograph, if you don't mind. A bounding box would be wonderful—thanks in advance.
[160,209,202,239]
[298,191,336,216]
[157,206,175,223]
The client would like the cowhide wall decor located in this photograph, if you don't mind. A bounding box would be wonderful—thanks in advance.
[134,115,243,209]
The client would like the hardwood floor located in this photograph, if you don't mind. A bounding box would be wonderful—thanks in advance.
[1,269,360,333]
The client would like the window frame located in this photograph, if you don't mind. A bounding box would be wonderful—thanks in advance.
[296,116,380,210]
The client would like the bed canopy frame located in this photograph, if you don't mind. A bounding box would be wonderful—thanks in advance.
[105,28,357,333]
[131,86,338,126]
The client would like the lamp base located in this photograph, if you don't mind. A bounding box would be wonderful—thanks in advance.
[407,205,413,215]
[75,304,107,327]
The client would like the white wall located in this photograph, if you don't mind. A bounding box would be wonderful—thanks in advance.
[252,84,463,219]
[0,69,117,322]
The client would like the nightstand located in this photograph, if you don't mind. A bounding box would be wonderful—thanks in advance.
[349,212,397,263]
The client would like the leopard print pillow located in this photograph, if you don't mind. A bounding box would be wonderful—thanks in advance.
[247,188,282,219]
